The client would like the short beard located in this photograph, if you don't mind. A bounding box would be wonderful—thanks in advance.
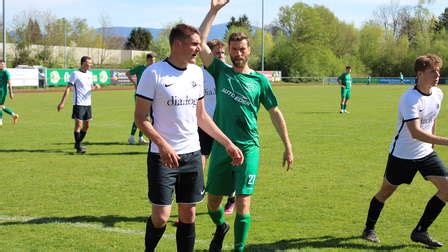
[231,57,247,68]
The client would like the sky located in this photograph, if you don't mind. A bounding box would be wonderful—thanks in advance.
[5,0,448,29]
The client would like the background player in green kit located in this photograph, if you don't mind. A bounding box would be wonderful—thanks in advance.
[126,53,155,144]
[338,65,352,113]
[199,1,294,251]
[0,59,19,126]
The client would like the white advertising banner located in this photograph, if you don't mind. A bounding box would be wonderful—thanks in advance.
[9,68,39,87]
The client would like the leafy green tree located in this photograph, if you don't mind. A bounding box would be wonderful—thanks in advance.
[434,8,448,32]
[125,27,153,50]
[226,15,252,32]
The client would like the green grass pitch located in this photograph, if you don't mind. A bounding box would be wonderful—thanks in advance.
[1,84,447,251]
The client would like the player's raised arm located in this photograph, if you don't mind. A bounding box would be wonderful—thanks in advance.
[199,0,229,67]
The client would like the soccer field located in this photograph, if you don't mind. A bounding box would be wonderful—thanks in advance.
[1,84,447,251]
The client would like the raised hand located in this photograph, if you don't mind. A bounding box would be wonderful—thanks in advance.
[211,0,230,11]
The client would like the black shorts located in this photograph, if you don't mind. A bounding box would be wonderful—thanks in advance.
[384,152,448,185]
[198,128,214,156]
[72,105,92,121]
[147,151,204,205]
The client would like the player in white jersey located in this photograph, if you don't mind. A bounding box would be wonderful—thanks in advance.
[362,54,448,248]
[134,24,243,252]
[57,56,101,154]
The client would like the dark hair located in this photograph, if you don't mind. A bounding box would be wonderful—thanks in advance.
[80,56,92,65]
[169,24,200,46]
[346,66,351,70]
[207,39,225,50]
[415,54,443,74]
[146,53,156,59]
[0,59,5,63]
[228,32,250,47]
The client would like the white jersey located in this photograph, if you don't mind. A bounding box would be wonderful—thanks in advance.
[136,60,204,154]
[389,86,443,159]
[69,70,94,106]
[203,67,216,117]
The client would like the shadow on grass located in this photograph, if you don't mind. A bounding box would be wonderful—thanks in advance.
[243,236,420,251]
[0,212,209,228]
[0,148,70,154]
[0,148,146,156]
[52,141,143,146]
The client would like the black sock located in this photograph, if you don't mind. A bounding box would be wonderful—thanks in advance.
[176,222,195,252]
[414,195,446,233]
[365,196,384,230]
[79,130,87,142]
[74,131,81,149]
[145,217,166,252]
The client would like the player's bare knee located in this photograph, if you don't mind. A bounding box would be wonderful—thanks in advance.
[375,188,395,202]
[236,195,251,215]
[207,195,222,210]
[151,214,169,227]
[178,204,196,223]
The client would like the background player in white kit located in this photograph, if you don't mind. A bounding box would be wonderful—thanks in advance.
[57,56,100,154]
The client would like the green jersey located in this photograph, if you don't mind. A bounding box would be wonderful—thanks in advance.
[206,58,278,147]
[0,69,10,90]
[129,64,147,86]
[338,72,352,89]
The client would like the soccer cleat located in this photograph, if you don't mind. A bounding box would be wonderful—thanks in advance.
[128,136,135,145]
[138,137,148,144]
[411,231,443,248]
[344,110,350,114]
[209,222,230,252]
[12,114,19,124]
[0,118,3,126]
[362,229,380,243]
[76,146,86,154]
[224,199,235,215]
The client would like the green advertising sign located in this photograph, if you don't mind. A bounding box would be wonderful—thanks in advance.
[47,69,111,86]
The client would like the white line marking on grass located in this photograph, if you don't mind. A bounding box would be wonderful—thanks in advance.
[0,215,212,245]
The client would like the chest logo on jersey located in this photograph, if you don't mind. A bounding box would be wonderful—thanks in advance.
[191,81,198,88]
[165,83,175,87]
[221,88,250,106]
[167,96,197,106]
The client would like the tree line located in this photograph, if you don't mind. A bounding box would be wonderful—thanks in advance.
[6,2,448,77]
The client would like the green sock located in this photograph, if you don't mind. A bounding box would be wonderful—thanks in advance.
[130,122,137,135]
[340,104,344,110]
[208,207,225,226]
[3,107,14,116]
[138,130,144,138]
[234,214,251,251]
[0,109,3,119]
[342,104,346,110]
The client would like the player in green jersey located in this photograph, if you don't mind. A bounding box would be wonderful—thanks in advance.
[0,60,19,126]
[126,53,156,144]
[338,66,352,113]
[199,1,294,251]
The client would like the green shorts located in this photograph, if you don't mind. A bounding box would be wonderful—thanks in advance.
[206,144,260,196]
[0,88,7,105]
[341,88,351,99]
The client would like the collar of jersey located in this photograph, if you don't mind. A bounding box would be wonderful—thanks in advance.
[164,59,187,71]
[414,85,432,96]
